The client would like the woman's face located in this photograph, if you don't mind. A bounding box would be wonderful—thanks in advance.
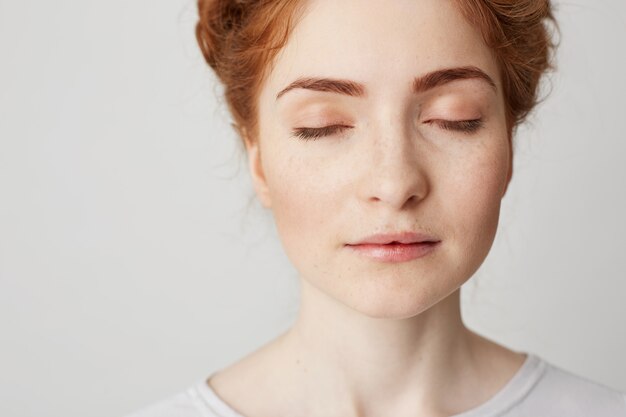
[247,0,511,319]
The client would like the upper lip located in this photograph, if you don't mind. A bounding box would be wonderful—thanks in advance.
[346,231,440,245]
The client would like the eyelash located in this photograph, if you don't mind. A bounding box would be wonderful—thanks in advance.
[431,118,484,133]
[291,125,353,141]
[291,119,484,141]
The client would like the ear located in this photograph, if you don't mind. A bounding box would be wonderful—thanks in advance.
[241,127,272,209]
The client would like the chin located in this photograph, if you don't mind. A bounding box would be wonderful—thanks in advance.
[339,278,457,320]
[346,298,438,320]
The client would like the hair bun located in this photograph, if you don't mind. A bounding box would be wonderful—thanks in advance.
[221,0,247,32]
[195,0,250,71]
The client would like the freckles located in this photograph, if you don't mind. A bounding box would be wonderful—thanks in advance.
[270,165,325,229]
[463,135,510,193]
[467,162,507,206]
[445,147,507,230]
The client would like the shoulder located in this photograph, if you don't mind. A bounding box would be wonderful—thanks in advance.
[122,382,219,417]
[518,357,626,416]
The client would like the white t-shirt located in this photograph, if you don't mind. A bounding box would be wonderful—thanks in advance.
[125,352,626,417]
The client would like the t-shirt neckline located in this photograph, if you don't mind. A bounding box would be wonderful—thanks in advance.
[450,352,545,416]
[194,352,546,417]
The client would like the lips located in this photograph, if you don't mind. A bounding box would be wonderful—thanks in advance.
[345,240,440,263]
[344,231,441,263]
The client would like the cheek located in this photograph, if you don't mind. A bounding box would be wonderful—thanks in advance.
[442,140,509,261]
[263,152,340,268]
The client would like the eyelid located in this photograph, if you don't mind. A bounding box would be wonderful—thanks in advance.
[291,124,353,140]
[424,118,484,133]
[291,117,484,141]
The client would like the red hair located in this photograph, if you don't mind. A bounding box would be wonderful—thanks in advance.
[196,0,557,144]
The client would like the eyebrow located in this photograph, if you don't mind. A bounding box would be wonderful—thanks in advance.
[275,66,496,100]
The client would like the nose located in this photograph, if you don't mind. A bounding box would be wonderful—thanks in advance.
[358,117,430,210]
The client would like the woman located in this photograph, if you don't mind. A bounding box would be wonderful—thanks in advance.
[127,0,626,416]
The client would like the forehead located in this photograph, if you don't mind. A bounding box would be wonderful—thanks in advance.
[259,0,500,104]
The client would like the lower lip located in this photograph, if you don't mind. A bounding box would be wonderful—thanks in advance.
[345,242,440,263]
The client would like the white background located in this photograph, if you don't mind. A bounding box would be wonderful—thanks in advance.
[1,1,625,416]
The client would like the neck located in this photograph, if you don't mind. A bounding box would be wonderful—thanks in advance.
[276,278,477,416]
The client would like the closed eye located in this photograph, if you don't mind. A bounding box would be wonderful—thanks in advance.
[291,119,483,141]
[426,118,484,134]
[291,124,353,141]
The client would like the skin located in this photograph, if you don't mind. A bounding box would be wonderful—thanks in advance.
[208,0,527,416]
